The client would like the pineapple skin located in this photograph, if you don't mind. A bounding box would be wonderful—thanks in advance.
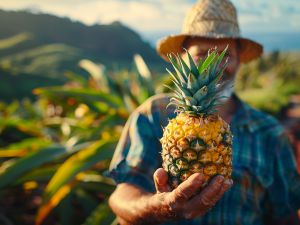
[161,113,232,189]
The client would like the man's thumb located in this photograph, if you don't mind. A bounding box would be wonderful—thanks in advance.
[153,168,171,193]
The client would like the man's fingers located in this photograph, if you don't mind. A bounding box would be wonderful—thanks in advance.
[185,176,224,213]
[185,176,233,218]
[171,173,206,203]
[218,179,233,198]
[153,168,171,193]
[198,176,226,205]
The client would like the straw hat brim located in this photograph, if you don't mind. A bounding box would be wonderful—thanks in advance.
[157,34,263,63]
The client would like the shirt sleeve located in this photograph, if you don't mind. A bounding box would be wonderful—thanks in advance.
[105,110,162,193]
[266,132,300,218]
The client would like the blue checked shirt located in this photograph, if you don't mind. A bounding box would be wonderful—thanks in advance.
[107,93,300,225]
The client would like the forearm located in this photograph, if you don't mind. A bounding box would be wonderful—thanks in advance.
[109,183,165,225]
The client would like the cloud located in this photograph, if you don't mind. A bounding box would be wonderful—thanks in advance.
[0,0,299,38]
[0,0,191,33]
[232,0,300,33]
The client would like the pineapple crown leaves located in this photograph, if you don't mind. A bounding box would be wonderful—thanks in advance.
[166,46,230,115]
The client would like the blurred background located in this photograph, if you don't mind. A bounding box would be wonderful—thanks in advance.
[0,0,299,224]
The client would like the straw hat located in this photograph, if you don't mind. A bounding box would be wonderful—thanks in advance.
[157,0,263,63]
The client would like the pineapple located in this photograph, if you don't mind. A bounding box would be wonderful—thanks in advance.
[160,47,233,189]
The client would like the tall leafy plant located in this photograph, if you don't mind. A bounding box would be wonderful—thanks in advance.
[0,56,161,225]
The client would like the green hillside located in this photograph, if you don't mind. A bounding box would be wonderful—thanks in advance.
[0,10,161,63]
[0,43,82,78]
[0,10,166,102]
[0,9,164,80]
[0,32,32,50]
[236,51,300,114]
[0,68,63,102]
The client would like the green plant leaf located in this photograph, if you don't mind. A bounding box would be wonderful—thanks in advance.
[14,165,59,184]
[36,182,76,225]
[35,88,123,108]
[0,145,68,189]
[199,50,217,74]
[44,139,117,201]
[185,49,199,77]
[177,53,190,79]
[167,53,187,84]
[82,202,115,225]
[74,188,99,214]
[0,117,42,136]
[64,71,88,87]
[0,138,52,157]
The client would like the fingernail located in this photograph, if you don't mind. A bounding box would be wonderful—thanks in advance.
[224,179,233,186]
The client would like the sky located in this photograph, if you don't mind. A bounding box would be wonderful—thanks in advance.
[0,0,300,51]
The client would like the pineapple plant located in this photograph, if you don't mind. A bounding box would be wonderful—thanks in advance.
[160,47,233,189]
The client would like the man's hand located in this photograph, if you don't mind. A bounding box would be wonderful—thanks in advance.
[109,168,233,225]
[151,168,233,221]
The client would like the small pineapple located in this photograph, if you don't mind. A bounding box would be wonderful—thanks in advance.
[160,47,233,189]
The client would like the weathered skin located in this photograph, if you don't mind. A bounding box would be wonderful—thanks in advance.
[109,169,233,225]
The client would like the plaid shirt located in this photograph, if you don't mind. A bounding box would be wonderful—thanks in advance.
[107,93,300,225]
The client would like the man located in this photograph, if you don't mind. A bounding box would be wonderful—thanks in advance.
[107,0,300,224]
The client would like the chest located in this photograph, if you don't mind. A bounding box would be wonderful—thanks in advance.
[216,127,274,222]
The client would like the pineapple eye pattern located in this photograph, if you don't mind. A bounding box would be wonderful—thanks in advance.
[161,48,233,188]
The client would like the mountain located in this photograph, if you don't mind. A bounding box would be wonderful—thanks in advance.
[0,10,163,75]
[0,9,166,102]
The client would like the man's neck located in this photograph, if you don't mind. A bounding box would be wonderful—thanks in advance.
[218,96,237,124]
